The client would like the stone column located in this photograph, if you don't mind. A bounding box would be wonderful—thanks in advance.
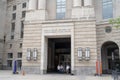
[72,0,82,18]
[73,0,82,7]
[38,0,46,9]
[28,0,37,10]
[84,0,92,6]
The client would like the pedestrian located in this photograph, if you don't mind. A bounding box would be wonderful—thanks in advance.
[60,64,64,73]
[57,64,60,72]
[66,64,70,74]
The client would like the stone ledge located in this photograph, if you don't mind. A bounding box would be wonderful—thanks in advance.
[74,66,96,75]
[22,66,40,74]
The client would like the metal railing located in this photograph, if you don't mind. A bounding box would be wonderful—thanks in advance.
[112,70,120,80]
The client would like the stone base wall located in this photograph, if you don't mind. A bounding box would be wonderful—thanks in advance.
[22,66,96,75]
[2,65,11,70]
[74,66,96,75]
[0,64,2,70]
[22,66,40,74]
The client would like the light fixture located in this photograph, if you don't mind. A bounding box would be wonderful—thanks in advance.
[33,48,37,61]
[26,48,31,61]
[78,47,83,60]
[85,47,90,61]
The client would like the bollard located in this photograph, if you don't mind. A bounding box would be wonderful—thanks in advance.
[22,70,25,76]
[95,60,102,76]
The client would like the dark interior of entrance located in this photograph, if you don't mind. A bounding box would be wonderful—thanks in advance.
[47,38,71,73]
[101,41,120,74]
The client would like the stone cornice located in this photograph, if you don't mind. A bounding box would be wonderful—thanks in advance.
[96,20,110,26]
[24,18,96,25]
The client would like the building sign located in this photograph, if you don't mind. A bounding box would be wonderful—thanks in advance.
[43,27,72,35]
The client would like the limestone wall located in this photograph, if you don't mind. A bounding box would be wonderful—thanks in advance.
[96,22,120,61]
[74,20,97,75]
[0,0,6,69]
[22,19,97,75]
[3,0,28,69]
[22,22,42,73]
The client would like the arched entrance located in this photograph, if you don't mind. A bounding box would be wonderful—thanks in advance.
[101,41,120,74]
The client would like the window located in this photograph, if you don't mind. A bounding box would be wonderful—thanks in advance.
[56,0,66,19]
[105,26,112,33]
[9,44,12,49]
[20,43,22,48]
[17,60,22,70]
[8,53,13,58]
[102,0,113,19]
[18,52,22,58]
[7,60,12,67]
[81,0,84,6]
[11,23,15,40]
[13,5,16,11]
[12,13,16,20]
[22,11,26,18]
[11,35,14,39]
[20,21,24,38]
[22,3,26,8]
[11,23,15,32]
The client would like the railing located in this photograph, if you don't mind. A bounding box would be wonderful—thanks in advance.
[112,70,120,80]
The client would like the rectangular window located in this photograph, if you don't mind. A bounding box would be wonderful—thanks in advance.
[11,23,15,32]
[102,0,113,19]
[11,35,14,39]
[7,60,12,67]
[20,21,24,38]
[22,3,26,8]
[13,5,16,11]
[11,23,15,40]
[22,11,26,18]
[81,0,84,6]
[8,53,13,58]
[56,0,66,19]
[12,13,16,20]
[17,60,22,70]
[20,43,22,48]
[18,52,22,58]
[9,44,12,49]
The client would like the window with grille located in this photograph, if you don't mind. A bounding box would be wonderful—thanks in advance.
[12,13,16,20]
[8,53,13,58]
[13,5,16,11]
[56,0,66,19]
[102,0,113,19]
[22,2,26,8]
[18,52,22,58]
[20,21,24,38]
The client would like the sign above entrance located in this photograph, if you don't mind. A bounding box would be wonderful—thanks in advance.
[44,28,71,33]
[42,27,73,35]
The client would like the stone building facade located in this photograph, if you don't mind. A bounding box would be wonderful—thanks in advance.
[0,0,120,75]
[0,0,6,69]
[2,0,28,70]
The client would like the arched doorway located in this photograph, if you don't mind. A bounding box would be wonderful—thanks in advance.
[101,41,120,74]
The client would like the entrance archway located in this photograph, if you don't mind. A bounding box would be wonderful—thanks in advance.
[101,41,120,74]
[47,38,71,73]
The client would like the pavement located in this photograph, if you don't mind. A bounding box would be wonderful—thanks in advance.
[0,70,116,80]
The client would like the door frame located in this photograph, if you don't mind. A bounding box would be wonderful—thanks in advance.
[40,27,74,74]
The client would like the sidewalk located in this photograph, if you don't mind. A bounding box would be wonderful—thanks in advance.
[0,70,113,80]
